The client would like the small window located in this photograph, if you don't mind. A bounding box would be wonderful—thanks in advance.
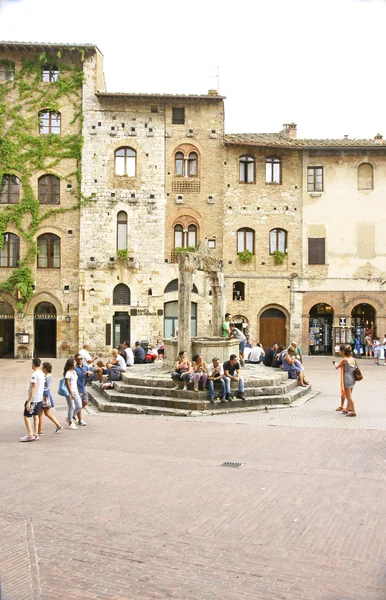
[117,211,127,250]
[41,64,59,82]
[0,233,20,267]
[39,111,61,135]
[37,233,60,268]
[208,239,216,249]
[307,167,323,192]
[172,107,185,124]
[233,281,245,301]
[308,238,325,265]
[187,224,197,247]
[0,175,19,204]
[38,175,60,204]
[269,229,287,253]
[0,60,15,81]
[237,228,255,253]
[175,152,184,176]
[358,163,374,190]
[115,147,136,176]
[266,157,281,184]
[239,156,255,183]
[113,283,131,305]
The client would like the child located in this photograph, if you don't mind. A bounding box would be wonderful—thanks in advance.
[38,362,63,435]
[96,360,109,375]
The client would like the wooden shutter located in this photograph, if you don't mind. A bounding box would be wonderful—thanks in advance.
[308,238,325,264]
[105,323,111,345]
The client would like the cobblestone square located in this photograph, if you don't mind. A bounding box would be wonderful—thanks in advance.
[0,356,385,599]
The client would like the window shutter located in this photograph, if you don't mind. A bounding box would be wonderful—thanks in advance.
[308,239,317,264]
[316,238,325,264]
[105,323,111,346]
[308,238,325,264]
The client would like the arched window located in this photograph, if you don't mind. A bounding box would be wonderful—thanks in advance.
[233,281,245,301]
[38,175,60,204]
[269,228,287,253]
[117,211,128,250]
[237,228,255,253]
[37,233,60,268]
[266,156,281,184]
[115,147,136,176]
[174,148,199,177]
[188,152,197,177]
[173,224,197,249]
[164,279,198,293]
[239,155,255,183]
[0,175,19,204]
[358,163,374,190]
[0,60,15,81]
[0,233,20,267]
[39,110,61,135]
[113,283,131,305]
[41,64,59,82]
[175,152,184,176]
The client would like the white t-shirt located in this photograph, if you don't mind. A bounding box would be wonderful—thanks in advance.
[207,363,224,378]
[124,347,134,366]
[231,328,246,342]
[29,369,45,403]
[249,346,264,362]
[65,370,78,393]
[79,348,93,367]
[115,354,127,372]
[244,347,252,361]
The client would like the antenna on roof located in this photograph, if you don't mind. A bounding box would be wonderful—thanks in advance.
[216,66,220,93]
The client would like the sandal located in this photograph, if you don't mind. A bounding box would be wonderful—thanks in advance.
[347,412,357,417]
[342,410,348,414]
[335,407,343,411]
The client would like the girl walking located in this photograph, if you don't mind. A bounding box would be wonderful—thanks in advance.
[38,362,63,434]
[64,358,83,429]
[333,345,357,416]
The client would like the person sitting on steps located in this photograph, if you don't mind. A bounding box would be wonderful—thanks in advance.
[192,354,208,392]
[171,350,192,391]
[223,354,246,401]
[207,358,226,403]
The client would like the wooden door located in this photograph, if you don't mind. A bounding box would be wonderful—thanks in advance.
[260,316,286,350]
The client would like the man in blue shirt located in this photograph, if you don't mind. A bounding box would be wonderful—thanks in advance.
[133,341,145,364]
[74,354,92,425]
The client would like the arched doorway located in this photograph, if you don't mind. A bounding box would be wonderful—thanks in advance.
[0,301,14,358]
[309,303,333,355]
[351,303,376,343]
[34,302,57,357]
[232,314,249,335]
[164,301,197,337]
[260,308,286,349]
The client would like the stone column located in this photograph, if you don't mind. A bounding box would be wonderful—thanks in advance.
[210,272,224,336]
[178,254,193,354]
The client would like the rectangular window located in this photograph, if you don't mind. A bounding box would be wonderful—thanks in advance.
[307,167,323,192]
[172,107,185,124]
[308,238,325,264]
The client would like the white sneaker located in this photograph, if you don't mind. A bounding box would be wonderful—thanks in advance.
[78,420,87,426]
[68,423,77,430]
[20,434,35,442]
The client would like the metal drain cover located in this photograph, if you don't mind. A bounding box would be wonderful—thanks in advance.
[220,462,242,468]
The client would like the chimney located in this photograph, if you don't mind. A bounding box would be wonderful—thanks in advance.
[208,89,218,96]
[374,133,383,144]
[282,123,297,139]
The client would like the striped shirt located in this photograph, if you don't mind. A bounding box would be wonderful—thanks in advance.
[44,374,53,392]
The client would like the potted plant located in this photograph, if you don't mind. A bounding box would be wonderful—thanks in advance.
[116,249,129,261]
[272,250,286,265]
[173,246,196,254]
[238,250,253,263]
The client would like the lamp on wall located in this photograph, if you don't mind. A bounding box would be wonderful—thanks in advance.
[17,310,24,319]
[65,314,71,323]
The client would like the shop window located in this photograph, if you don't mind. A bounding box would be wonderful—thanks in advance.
[38,175,60,204]
[117,211,127,250]
[233,281,245,301]
[308,237,325,264]
[172,107,185,124]
[115,147,136,177]
[237,228,254,253]
[39,110,61,134]
[0,175,19,204]
[0,60,15,81]
[0,233,20,267]
[41,64,59,82]
[239,155,255,183]
[37,233,60,268]
[113,283,131,305]
[307,166,323,192]
[269,228,287,253]
[266,157,281,184]
[358,163,374,190]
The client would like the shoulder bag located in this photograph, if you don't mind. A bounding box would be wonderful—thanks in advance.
[354,360,363,382]
[58,377,69,396]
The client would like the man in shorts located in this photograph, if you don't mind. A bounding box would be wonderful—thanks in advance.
[20,358,45,442]
[79,342,102,384]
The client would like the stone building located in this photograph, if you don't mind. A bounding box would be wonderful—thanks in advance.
[1,40,386,359]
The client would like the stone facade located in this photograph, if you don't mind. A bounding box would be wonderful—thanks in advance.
[1,41,386,359]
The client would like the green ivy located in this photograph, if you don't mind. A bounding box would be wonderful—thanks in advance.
[116,249,129,261]
[0,49,88,309]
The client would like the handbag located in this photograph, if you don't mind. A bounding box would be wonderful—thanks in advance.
[58,377,69,396]
[354,361,363,382]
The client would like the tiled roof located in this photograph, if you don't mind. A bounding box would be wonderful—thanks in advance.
[224,133,386,148]
[96,92,225,100]
[0,41,101,53]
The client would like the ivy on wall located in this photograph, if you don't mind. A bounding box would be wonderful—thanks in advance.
[0,49,87,310]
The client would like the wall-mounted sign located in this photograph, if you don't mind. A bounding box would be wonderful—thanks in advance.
[340,317,346,327]
[34,314,57,320]
[0,314,14,319]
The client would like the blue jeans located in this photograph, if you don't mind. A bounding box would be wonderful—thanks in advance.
[208,378,226,399]
[239,339,247,355]
[223,375,244,396]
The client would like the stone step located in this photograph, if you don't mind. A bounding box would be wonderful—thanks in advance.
[113,379,299,399]
[89,382,312,412]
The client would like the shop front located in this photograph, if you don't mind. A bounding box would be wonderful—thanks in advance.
[308,303,333,355]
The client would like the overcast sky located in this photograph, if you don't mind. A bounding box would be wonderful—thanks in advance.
[0,0,385,139]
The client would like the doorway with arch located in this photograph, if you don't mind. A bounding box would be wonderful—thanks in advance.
[308,303,333,355]
[34,301,57,357]
[0,301,14,358]
[259,308,286,349]
[351,303,376,344]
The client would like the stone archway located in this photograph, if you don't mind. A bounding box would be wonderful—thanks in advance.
[308,302,334,355]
